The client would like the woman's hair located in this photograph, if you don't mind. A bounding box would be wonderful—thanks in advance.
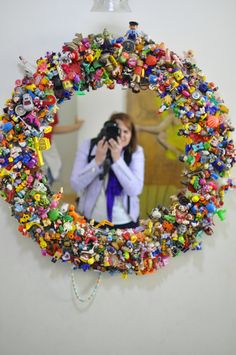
[109,112,137,153]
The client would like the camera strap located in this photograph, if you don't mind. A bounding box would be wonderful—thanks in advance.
[87,138,97,163]
[123,148,132,215]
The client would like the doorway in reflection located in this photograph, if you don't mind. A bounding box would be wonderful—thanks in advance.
[126,90,185,218]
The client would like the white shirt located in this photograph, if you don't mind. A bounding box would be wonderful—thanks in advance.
[91,175,131,224]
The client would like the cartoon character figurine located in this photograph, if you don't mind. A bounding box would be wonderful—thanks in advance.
[122,21,141,53]
[125,21,140,42]
[131,59,144,92]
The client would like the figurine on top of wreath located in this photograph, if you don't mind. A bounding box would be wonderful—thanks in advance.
[123,21,153,93]
[63,22,155,93]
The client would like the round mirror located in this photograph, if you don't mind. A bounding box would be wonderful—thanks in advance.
[0,27,234,276]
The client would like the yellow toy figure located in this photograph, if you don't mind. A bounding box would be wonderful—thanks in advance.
[131,59,144,93]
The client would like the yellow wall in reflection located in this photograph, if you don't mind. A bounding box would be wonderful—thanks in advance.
[127,90,185,218]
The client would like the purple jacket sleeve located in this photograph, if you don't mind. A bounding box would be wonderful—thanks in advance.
[111,145,145,197]
[70,139,103,193]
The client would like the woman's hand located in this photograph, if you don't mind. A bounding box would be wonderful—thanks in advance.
[53,117,84,134]
[108,137,123,162]
[74,116,84,129]
[95,138,109,166]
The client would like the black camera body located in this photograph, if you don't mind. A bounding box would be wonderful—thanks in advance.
[97,121,121,142]
[88,121,121,180]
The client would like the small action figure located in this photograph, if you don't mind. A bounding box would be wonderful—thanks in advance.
[125,21,140,42]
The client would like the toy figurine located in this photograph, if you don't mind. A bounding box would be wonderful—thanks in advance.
[131,59,144,92]
[123,21,142,53]
[125,21,140,41]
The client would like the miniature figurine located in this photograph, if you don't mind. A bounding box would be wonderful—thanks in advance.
[125,21,140,42]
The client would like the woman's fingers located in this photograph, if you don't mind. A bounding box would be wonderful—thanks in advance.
[109,138,122,151]
[109,138,118,148]
[75,117,84,126]
[108,138,122,162]
[95,138,108,165]
[103,141,109,151]
[98,138,108,152]
[98,137,105,147]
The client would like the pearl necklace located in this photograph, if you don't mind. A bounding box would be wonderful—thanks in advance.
[71,269,102,303]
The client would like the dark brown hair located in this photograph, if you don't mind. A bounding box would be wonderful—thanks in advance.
[109,112,137,153]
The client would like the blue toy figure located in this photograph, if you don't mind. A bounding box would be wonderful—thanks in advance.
[125,21,140,42]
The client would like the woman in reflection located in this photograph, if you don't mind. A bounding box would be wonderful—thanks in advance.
[70,112,144,229]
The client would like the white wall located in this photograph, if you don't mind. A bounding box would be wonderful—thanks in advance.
[0,1,236,355]
[53,86,126,194]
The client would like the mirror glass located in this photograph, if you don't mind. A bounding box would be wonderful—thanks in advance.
[49,88,185,219]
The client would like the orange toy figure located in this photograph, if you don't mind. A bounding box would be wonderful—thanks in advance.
[162,220,174,232]
[68,204,86,224]
[95,220,114,229]
[50,191,63,208]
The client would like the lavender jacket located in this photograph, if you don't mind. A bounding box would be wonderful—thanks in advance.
[70,139,145,222]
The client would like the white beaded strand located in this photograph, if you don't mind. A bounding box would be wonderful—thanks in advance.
[71,270,102,303]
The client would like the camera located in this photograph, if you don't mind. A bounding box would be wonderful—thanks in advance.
[97,121,121,142]
[91,121,121,180]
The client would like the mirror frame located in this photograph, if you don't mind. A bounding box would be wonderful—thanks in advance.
[0,28,235,277]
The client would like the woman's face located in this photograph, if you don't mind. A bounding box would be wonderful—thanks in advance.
[116,119,132,148]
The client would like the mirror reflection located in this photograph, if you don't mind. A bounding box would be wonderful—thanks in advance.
[48,89,184,224]
[70,112,144,229]
[127,90,185,218]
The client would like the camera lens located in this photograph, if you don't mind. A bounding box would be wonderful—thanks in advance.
[104,121,120,141]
